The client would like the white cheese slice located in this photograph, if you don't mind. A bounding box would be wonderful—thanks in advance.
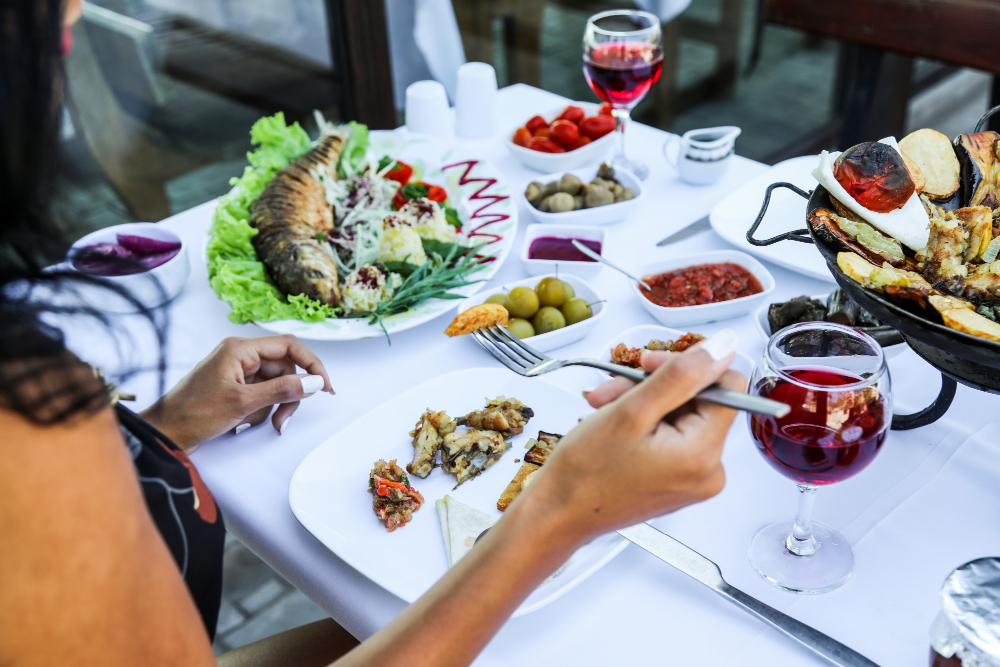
[812,136,930,251]
[438,495,496,568]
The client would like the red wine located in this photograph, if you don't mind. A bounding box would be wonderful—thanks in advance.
[749,368,888,485]
[583,42,663,108]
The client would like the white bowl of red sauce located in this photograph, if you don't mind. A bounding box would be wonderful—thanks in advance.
[66,222,190,311]
[520,224,604,279]
[629,250,774,326]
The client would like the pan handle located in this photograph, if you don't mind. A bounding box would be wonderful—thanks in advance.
[975,104,1000,133]
[891,373,957,430]
[746,182,814,247]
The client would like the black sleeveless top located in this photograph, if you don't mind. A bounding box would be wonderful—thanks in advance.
[116,405,225,639]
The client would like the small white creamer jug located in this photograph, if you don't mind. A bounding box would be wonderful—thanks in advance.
[663,126,741,185]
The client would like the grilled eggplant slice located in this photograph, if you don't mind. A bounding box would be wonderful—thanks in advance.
[441,429,508,487]
[884,284,932,314]
[899,129,960,199]
[249,133,345,306]
[459,396,533,438]
[523,431,563,465]
[407,409,456,478]
[809,208,906,266]
[954,132,1000,209]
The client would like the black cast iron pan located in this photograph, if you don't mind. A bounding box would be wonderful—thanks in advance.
[748,181,1000,395]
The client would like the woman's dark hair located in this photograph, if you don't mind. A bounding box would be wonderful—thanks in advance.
[0,0,165,424]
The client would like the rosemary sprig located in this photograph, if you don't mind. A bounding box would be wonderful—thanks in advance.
[345,242,489,343]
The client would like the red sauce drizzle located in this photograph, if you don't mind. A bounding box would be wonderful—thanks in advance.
[641,263,762,307]
[441,160,510,246]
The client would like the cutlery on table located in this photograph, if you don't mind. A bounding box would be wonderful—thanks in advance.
[570,240,652,291]
[656,214,712,246]
[471,323,789,418]
[617,523,880,667]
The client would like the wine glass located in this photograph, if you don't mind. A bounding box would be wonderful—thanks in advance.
[582,10,663,181]
[747,322,892,594]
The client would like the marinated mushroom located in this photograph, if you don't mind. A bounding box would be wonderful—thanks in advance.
[585,186,614,208]
[525,182,543,205]
[558,173,583,195]
[548,192,575,213]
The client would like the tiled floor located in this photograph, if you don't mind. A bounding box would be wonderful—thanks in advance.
[212,533,328,655]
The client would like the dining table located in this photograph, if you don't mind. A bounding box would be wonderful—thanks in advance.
[61,83,1000,666]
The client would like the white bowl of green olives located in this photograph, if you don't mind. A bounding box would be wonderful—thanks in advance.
[455,273,606,352]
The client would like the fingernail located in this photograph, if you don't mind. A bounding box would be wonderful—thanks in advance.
[300,375,325,395]
[701,328,739,361]
[234,423,250,435]
[279,416,291,436]
[327,388,336,395]
[582,390,591,399]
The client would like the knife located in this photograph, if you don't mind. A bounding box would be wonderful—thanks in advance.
[617,523,880,667]
[656,215,712,246]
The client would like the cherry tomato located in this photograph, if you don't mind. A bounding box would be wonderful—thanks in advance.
[567,136,593,151]
[527,137,566,153]
[513,127,532,147]
[557,105,585,124]
[532,126,550,138]
[525,115,547,132]
[392,182,447,210]
[598,103,613,116]
[549,119,580,148]
[579,115,615,140]
[383,160,413,185]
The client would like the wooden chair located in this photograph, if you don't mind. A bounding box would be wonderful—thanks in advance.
[763,0,1000,147]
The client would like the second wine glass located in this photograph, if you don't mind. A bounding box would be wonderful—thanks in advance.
[582,10,662,181]
[747,322,892,594]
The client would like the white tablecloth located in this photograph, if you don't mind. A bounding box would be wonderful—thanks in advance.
[62,84,1000,666]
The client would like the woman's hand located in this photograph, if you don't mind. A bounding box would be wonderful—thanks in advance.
[522,329,746,547]
[140,335,333,451]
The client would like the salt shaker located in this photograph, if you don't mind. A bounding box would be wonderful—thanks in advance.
[454,62,498,140]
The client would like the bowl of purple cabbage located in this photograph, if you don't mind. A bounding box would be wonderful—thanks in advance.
[68,223,190,309]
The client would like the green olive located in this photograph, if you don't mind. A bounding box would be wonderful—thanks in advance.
[507,317,535,339]
[531,306,566,334]
[560,298,592,326]
[535,277,567,308]
[485,293,509,309]
[506,286,540,319]
[562,281,575,300]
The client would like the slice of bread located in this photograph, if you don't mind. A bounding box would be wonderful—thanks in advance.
[497,462,541,511]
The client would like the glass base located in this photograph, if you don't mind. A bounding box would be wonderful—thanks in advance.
[608,155,649,181]
[748,520,853,594]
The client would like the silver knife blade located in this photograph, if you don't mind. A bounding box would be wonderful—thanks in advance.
[617,523,880,667]
[656,215,711,246]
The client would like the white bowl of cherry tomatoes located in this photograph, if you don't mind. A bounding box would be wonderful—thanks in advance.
[503,102,616,173]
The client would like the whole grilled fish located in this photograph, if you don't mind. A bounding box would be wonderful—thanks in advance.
[250,133,344,306]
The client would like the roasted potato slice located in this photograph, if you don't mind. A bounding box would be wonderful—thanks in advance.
[899,128,961,199]
[929,294,975,312]
[940,306,1000,342]
[837,252,878,283]
[445,303,509,336]
[901,151,927,194]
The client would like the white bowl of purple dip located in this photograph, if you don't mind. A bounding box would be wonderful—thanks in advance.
[67,222,189,311]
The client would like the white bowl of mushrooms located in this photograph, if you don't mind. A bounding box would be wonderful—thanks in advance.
[518,163,643,226]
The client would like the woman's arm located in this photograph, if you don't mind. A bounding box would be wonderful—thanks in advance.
[0,403,217,666]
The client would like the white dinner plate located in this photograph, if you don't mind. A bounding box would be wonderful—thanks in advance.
[288,367,628,617]
[709,155,836,283]
[225,131,518,340]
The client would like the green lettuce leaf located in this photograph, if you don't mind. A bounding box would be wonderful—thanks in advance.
[337,121,369,178]
[207,112,341,324]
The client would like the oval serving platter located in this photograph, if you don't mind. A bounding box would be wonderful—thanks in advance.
[241,130,518,341]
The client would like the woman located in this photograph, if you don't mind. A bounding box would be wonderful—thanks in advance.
[0,1,745,665]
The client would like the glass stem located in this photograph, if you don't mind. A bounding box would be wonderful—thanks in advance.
[786,484,819,556]
[611,108,630,163]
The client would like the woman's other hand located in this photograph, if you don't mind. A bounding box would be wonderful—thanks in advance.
[521,329,746,547]
[140,335,333,451]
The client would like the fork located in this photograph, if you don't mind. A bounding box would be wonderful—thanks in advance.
[472,324,789,418]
